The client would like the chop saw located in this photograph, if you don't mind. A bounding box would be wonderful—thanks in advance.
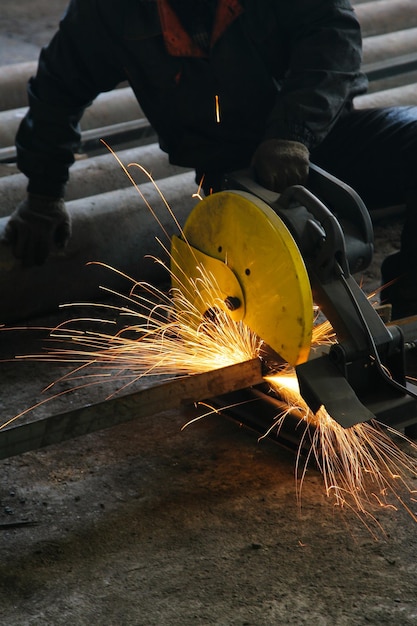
[2,165,417,461]
[171,164,417,445]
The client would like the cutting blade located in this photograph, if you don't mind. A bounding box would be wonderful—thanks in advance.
[171,190,313,365]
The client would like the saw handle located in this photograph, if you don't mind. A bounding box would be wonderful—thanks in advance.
[275,185,349,282]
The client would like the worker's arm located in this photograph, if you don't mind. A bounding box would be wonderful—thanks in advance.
[267,0,367,149]
[5,0,126,264]
[16,0,126,198]
[253,0,367,192]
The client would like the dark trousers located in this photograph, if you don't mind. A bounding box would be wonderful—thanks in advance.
[312,106,417,266]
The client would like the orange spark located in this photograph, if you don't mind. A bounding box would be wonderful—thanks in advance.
[215,94,221,123]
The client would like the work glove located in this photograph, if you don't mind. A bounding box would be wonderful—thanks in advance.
[252,139,310,192]
[3,193,71,266]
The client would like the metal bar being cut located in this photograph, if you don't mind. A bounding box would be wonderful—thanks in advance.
[0,358,264,460]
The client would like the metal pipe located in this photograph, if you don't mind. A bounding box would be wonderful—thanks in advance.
[0,117,154,164]
[0,143,190,217]
[365,69,417,95]
[0,87,144,149]
[0,61,37,112]
[0,3,414,150]
[2,24,415,116]
[0,171,198,323]
[355,0,417,38]
[355,82,417,108]
[361,26,417,92]
[363,28,417,64]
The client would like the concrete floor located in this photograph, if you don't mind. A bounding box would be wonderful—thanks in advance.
[2,2,417,625]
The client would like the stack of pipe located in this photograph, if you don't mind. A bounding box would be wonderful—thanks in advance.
[0,83,197,323]
[355,0,417,107]
[0,0,416,322]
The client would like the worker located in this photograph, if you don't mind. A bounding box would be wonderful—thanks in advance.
[2,0,417,319]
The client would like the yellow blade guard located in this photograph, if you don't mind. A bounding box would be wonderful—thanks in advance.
[171,190,313,365]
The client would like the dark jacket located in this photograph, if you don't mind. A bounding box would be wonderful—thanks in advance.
[16,0,368,197]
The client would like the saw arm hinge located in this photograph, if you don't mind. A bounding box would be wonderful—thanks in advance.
[295,320,417,430]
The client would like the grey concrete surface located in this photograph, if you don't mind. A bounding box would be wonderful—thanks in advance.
[1,3,417,626]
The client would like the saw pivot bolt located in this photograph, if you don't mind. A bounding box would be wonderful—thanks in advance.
[224,296,241,311]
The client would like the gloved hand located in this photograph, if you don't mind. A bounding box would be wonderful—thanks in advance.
[251,139,310,192]
[3,193,71,266]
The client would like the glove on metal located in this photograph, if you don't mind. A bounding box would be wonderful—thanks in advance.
[3,193,71,266]
[252,139,310,192]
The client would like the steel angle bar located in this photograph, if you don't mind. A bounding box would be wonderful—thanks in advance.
[0,358,264,460]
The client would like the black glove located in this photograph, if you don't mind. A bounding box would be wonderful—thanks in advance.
[3,193,71,266]
[252,139,310,192]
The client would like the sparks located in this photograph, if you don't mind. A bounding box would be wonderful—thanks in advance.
[13,262,262,396]
[263,341,417,534]
[215,94,221,123]
[4,147,417,536]
[11,258,417,534]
